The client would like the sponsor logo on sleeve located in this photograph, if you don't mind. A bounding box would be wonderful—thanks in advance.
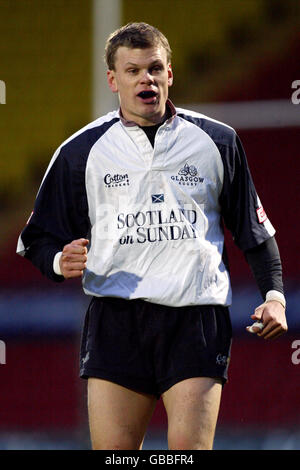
[256,206,267,224]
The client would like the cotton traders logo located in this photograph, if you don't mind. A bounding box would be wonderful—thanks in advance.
[171,163,204,186]
[104,172,130,188]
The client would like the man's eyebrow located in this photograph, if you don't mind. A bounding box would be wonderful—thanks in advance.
[124,59,164,67]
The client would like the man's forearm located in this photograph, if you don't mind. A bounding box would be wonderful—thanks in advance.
[24,237,65,282]
[244,236,285,303]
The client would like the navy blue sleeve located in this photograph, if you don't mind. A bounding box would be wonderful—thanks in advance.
[17,118,119,281]
[178,113,275,251]
[217,132,275,251]
[244,236,284,299]
[18,144,90,281]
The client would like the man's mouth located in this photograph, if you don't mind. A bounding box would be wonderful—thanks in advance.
[137,90,158,104]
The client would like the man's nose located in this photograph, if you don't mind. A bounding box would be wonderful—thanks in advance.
[140,71,154,84]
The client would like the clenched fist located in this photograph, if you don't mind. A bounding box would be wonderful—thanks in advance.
[246,300,288,340]
[59,238,89,279]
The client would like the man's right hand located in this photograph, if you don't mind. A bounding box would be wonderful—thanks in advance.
[59,238,89,279]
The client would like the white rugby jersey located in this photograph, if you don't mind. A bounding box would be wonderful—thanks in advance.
[17,100,275,307]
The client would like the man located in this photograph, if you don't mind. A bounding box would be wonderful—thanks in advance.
[17,22,287,450]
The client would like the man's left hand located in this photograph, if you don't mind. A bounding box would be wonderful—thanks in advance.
[246,301,288,339]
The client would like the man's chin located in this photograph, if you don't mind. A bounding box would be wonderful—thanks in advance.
[121,101,166,125]
[137,104,166,125]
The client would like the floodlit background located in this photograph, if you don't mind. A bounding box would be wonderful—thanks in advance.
[0,0,299,450]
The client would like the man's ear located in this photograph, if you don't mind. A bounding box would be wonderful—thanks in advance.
[107,70,118,93]
[167,64,173,87]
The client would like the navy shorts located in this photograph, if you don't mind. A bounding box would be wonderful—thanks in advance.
[80,296,232,398]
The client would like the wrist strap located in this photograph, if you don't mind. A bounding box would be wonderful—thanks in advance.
[53,251,63,276]
[265,290,286,309]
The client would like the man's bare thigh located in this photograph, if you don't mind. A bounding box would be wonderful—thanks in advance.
[162,376,223,450]
[87,378,157,450]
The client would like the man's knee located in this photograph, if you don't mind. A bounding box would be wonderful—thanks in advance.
[167,423,216,450]
[91,430,142,450]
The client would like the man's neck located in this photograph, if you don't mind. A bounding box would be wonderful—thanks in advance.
[120,99,174,127]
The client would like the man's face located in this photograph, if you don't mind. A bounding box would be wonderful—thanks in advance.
[107,45,173,126]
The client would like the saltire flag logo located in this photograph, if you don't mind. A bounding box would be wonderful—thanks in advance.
[151,194,164,203]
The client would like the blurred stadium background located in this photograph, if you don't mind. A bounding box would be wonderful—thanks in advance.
[0,0,299,450]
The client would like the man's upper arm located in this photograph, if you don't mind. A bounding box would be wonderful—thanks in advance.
[218,132,275,251]
[17,143,90,281]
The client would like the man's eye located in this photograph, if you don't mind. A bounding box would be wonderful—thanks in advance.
[152,65,163,73]
[128,69,138,74]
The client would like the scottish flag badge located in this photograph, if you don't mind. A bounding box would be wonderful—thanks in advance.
[151,194,164,203]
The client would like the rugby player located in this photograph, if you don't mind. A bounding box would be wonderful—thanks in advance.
[17,23,287,450]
